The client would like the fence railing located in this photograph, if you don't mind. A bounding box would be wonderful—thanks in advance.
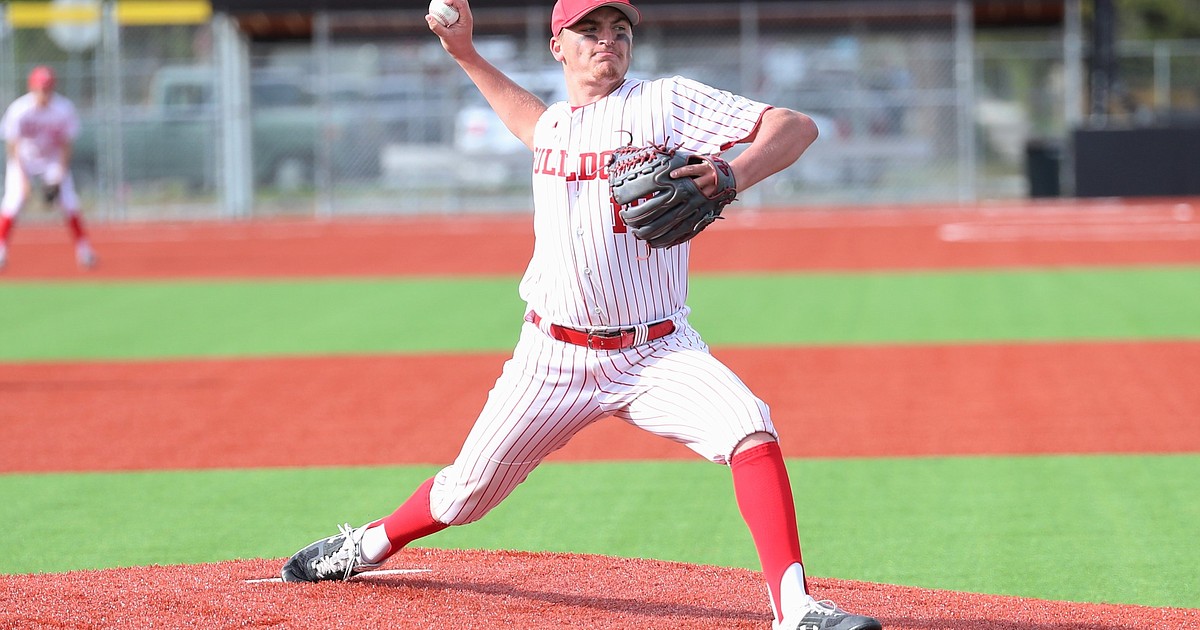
[1,1,1197,221]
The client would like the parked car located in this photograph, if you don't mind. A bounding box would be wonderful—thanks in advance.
[74,65,364,192]
[452,69,565,186]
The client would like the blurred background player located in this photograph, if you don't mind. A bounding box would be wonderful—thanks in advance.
[0,65,97,270]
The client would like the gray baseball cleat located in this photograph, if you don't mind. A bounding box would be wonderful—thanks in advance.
[775,598,883,630]
[75,243,97,269]
[280,523,381,583]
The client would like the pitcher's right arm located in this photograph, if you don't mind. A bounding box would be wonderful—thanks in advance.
[427,0,548,150]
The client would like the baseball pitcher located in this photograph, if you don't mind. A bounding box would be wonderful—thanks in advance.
[280,2,880,629]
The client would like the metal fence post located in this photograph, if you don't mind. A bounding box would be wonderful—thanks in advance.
[0,5,15,109]
[214,12,251,217]
[1089,0,1116,123]
[1152,42,1170,111]
[313,10,333,218]
[1062,0,1084,196]
[99,0,125,220]
[954,0,976,202]
[738,2,762,208]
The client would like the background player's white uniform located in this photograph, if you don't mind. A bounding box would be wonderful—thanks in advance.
[2,91,83,214]
[429,76,777,524]
[0,66,96,271]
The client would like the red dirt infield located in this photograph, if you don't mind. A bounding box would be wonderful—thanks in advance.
[1,198,1198,279]
[2,199,1198,628]
[2,549,1198,630]
[3,341,1199,473]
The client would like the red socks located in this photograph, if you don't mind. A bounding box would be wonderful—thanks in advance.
[731,441,806,616]
[0,215,86,243]
[361,449,802,615]
[368,477,449,560]
[66,214,87,242]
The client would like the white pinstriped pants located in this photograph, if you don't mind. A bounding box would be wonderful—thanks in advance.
[2,161,82,215]
[429,316,776,525]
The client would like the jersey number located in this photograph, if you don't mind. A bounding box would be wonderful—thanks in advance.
[611,199,628,233]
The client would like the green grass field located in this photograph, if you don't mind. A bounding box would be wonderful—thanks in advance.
[4,456,1198,608]
[2,266,1198,360]
[2,266,1199,609]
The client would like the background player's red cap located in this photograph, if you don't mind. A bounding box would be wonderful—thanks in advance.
[551,0,640,34]
[28,66,56,91]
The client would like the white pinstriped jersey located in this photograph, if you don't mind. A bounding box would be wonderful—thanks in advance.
[521,76,770,329]
[429,77,777,526]
[1,93,79,175]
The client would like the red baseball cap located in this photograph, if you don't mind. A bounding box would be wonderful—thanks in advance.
[28,66,56,91]
[551,0,640,35]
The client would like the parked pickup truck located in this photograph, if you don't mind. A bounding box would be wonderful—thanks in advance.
[74,65,338,192]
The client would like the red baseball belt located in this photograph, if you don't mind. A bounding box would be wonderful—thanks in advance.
[527,312,675,350]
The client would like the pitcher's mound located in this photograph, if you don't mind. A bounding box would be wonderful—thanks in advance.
[1,548,1195,629]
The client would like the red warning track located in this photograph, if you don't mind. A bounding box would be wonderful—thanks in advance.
[1,198,1197,279]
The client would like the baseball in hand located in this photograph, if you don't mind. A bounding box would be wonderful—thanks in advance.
[429,0,459,27]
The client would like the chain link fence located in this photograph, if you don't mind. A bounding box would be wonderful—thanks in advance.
[301,2,975,213]
[2,1,1198,221]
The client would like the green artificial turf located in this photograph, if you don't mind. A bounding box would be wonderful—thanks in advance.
[3,265,1198,610]
[1,266,1198,361]
[3,455,1198,609]
[0,277,523,361]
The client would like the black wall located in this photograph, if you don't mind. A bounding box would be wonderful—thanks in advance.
[1074,126,1200,197]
